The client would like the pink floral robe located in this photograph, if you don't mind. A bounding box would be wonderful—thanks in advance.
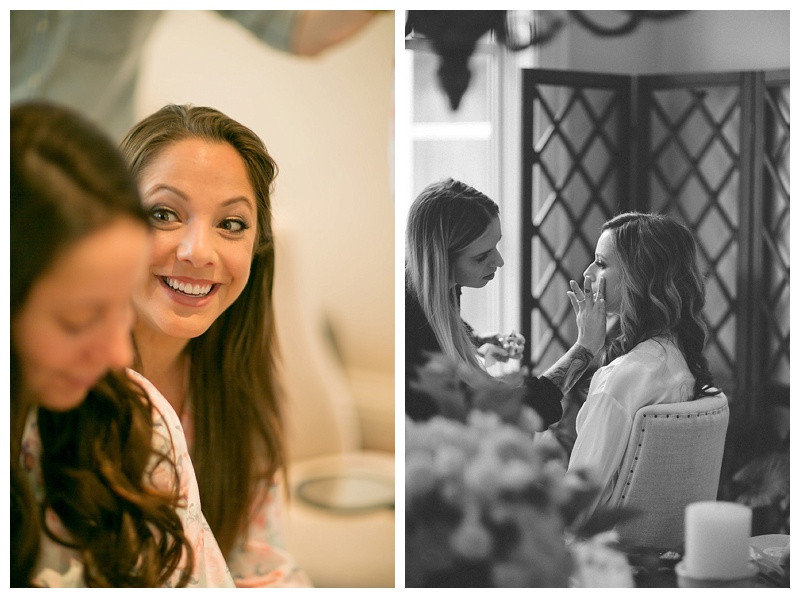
[19,370,235,587]
[169,371,312,588]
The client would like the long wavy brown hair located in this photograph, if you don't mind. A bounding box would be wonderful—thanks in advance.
[120,104,285,557]
[600,212,720,398]
[11,102,194,587]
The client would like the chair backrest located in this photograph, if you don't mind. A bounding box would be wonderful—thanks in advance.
[273,220,362,461]
[609,393,729,550]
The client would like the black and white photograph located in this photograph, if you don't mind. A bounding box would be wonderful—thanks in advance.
[402,9,790,588]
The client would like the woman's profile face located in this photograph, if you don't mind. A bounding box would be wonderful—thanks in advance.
[584,229,622,314]
[13,219,149,411]
[133,138,258,341]
[450,216,504,288]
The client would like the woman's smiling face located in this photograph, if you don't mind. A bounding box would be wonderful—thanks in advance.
[133,138,257,341]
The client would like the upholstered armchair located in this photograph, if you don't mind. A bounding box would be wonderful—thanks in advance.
[273,221,394,587]
[609,394,730,550]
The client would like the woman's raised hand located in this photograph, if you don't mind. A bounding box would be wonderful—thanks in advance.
[540,276,606,396]
[567,275,606,356]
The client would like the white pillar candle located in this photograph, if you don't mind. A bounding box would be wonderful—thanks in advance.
[683,501,752,579]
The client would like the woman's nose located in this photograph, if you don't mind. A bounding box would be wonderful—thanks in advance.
[106,306,135,369]
[493,249,504,268]
[583,263,594,280]
[88,308,134,371]
[176,222,214,266]
[106,328,135,369]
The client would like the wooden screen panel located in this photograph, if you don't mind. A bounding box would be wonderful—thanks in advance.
[636,73,744,397]
[521,68,789,417]
[521,69,631,368]
[760,72,790,387]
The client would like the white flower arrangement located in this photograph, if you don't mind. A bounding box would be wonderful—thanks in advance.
[406,352,635,588]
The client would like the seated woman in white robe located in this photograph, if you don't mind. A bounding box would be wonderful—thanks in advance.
[568,212,724,524]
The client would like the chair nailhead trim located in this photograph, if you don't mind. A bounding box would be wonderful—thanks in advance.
[620,403,727,514]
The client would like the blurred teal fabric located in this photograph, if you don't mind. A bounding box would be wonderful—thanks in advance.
[11,10,297,139]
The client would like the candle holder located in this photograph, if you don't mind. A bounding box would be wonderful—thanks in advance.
[675,561,758,588]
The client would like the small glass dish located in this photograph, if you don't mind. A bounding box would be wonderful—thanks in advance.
[296,473,394,514]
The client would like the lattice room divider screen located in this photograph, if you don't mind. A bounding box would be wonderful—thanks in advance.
[521,68,788,418]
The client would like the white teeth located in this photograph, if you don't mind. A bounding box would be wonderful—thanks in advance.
[165,277,213,296]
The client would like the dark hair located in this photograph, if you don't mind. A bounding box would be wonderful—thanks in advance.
[405,178,499,371]
[11,101,193,587]
[601,212,719,398]
[120,104,284,556]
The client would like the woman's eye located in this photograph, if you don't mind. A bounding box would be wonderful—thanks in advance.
[60,316,98,335]
[220,218,249,233]
[148,207,178,223]
[61,322,86,334]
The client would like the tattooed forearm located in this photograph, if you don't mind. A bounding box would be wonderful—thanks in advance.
[542,344,596,395]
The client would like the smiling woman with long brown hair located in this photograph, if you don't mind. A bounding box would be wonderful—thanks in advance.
[120,104,309,587]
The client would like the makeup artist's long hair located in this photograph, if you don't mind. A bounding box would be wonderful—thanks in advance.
[405,178,499,374]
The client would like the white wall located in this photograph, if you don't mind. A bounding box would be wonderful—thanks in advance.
[136,11,395,445]
[540,10,789,73]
